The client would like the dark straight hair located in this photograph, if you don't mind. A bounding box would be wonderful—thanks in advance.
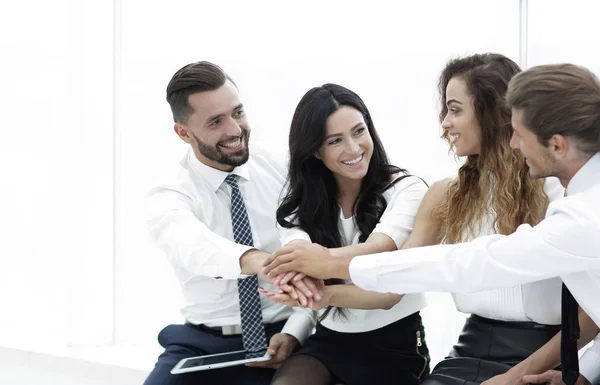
[277,83,405,319]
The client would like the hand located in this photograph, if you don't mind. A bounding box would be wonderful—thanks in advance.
[263,243,338,280]
[260,280,328,311]
[523,371,591,385]
[246,333,300,369]
[482,372,524,385]
[272,272,323,305]
[272,271,306,287]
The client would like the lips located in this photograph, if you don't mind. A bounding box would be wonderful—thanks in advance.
[219,137,242,150]
[342,153,364,165]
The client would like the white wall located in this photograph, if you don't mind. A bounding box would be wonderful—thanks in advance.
[528,0,600,73]
[0,0,114,347]
[2,0,599,376]
[115,0,521,366]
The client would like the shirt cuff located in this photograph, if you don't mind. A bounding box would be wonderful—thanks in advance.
[580,334,600,385]
[220,243,254,279]
[349,255,381,292]
[280,308,316,346]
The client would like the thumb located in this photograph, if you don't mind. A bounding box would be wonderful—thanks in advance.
[267,336,282,356]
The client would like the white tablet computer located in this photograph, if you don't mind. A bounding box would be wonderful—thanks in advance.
[170,349,271,374]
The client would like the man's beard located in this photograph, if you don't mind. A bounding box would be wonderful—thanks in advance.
[192,128,250,168]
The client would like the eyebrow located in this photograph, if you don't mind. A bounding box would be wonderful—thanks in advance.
[205,103,244,124]
[324,122,364,140]
[446,99,463,106]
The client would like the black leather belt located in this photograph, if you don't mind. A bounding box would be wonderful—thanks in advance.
[186,319,287,336]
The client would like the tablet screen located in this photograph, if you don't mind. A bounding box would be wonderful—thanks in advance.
[178,349,269,369]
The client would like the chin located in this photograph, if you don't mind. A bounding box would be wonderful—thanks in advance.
[528,168,544,180]
[341,171,367,181]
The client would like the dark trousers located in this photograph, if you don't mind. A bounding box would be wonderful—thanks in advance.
[143,322,284,385]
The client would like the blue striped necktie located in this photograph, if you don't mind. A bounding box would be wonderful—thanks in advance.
[224,174,268,352]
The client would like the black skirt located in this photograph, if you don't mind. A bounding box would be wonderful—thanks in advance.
[422,314,561,385]
[296,311,430,385]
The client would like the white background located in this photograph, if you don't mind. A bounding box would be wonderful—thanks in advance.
[1,0,599,371]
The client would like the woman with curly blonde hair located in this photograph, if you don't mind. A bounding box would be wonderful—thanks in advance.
[402,53,565,385]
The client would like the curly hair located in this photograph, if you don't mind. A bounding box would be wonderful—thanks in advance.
[434,53,549,243]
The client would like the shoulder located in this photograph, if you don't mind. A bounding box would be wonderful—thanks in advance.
[381,174,430,208]
[148,151,199,197]
[543,177,565,203]
[415,177,452,214]
[247,141,288,184]
[386,173,428,193]
[426,177,452,201]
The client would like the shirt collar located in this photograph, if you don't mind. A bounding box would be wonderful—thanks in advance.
[566,152,600,195]
[187,150,251,192]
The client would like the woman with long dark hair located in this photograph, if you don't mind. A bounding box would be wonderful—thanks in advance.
[260,83,430,385]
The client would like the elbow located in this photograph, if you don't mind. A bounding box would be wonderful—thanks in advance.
[381,294,403,310]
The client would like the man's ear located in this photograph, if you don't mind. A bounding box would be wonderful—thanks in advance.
[547,133,568,157]
[174,123,193,144]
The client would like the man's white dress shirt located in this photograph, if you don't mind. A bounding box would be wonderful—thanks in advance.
[452,177,565,325]
[147,143,315,344]
[349,153,600,383]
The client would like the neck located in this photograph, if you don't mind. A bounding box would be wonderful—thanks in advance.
[557,152,593,188]
[335,177,362,218]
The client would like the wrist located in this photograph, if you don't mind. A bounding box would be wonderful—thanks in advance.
[282,333,301,351]
[327,256,352,280]
[322,285,335,306]
[577,374,591,385]
[504,364,527,381]
[240,249,267,275]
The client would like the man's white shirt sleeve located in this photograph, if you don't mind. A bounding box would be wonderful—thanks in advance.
[580,332,600,385]
[350,199,600,294]
[147,186,252,280]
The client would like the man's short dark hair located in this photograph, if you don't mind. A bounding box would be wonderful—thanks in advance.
[166,61,235,124]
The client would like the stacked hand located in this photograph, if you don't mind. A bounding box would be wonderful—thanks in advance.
[259,242,333,310]
[262,242,336,280]
[259,272,329,310]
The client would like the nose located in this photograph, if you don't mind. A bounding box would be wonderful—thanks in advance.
[224,117,242,137]
[441,114,452,130]
[346,138,360,154]
[509,131,518,149]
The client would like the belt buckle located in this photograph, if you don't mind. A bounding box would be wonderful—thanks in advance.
[221,324,242,335]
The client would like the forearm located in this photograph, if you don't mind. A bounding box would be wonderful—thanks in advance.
[280,307,316,346]
[326,284,403,310]
[149,211,253,279]
[505,308,599,377]
[329,233,396,259]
